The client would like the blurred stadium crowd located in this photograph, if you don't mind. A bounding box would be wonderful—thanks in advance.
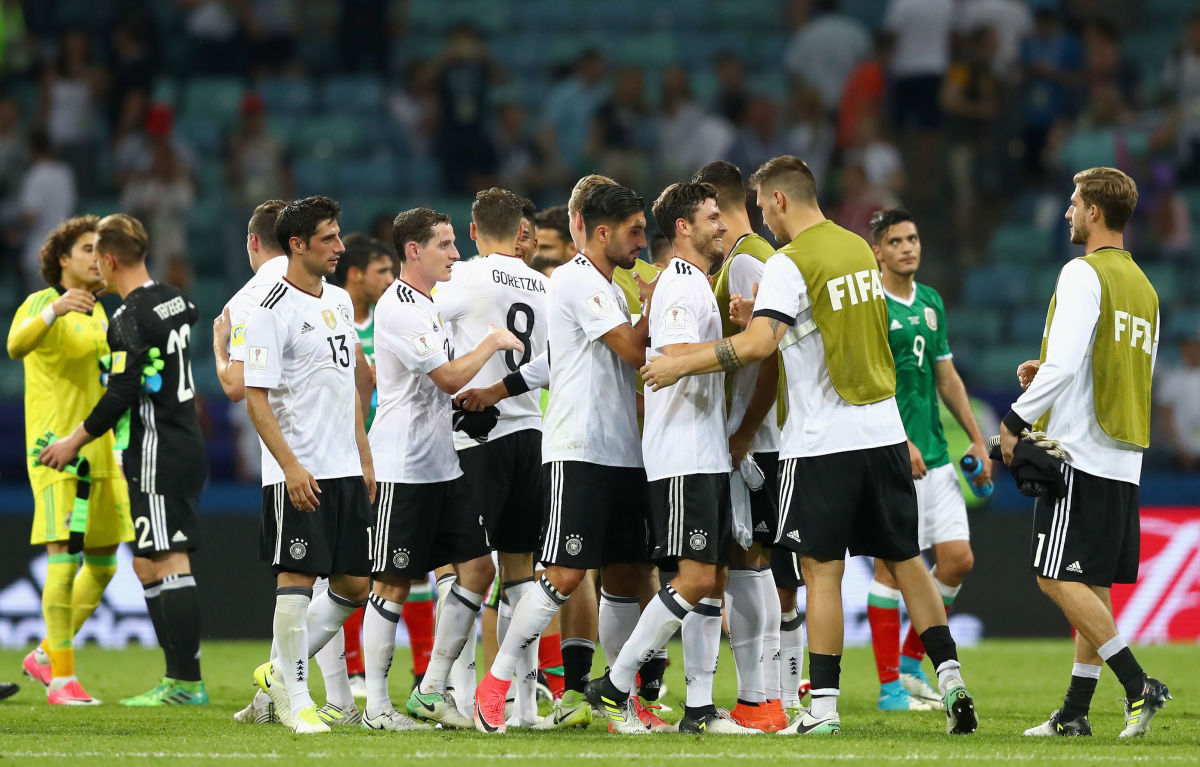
[0,0,1197,477]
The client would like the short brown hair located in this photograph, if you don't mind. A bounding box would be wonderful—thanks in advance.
[248,199,287,252]
[1073,166,1138,232]
[749,155,818,204]
[652,181,717,243]
[471,187,529,241]
[39,214,99,285]
[692,160,746,213]
[96,214,149,265]
[567,173,617,217]
[392,207,451,262]
[534,205,571,241]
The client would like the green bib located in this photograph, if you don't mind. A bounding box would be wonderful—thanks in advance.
[1034,249,1157,447]
[781,220,895,405]
[711,232,788,427]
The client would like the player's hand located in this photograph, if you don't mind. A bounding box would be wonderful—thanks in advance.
[1000,422,1019,466]
[964,441,992,486]
[1017,359,1041,390]
[213,307,231,352]
[634,271,657,309]
[640,354,684,391]
[284,462,321,511]
[52,288,95,317]
[729,283,758,328]
[362,462,376,506]
[456,381,504,412]
[907,440,927,480]
[486,323,524,354]
[38,434,81,471]
[729,429,753,467]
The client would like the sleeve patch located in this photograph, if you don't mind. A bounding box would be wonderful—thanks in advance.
[412,332,438,359]
[663,305,689,331]
[231,324,246,346]
[585,290,616,318]
[110,351,126,374]
[247,346,269,371]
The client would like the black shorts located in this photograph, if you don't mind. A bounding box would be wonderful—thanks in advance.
[648,473,731,566]
[130,488,199,556]
[260,476,371,577]
[769,547,805,590]
[458,429,542,554]
[1031,464,1139,587]
[372,478,489,578]
[540,461,650,570]
[776,443,919,562]
[749,451,780,545]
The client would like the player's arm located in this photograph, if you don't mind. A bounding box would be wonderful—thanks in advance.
[352,384,376,504]
[427,324,523,395]
[935,358,991,485]
[1000,260,1099,463]
[457,348,549,411]
[730,353,780,463]
[600,314,650,369]
[7,289,96,360]
[641,316,786,390]
[246,386,322,511]
[212,306,246,402]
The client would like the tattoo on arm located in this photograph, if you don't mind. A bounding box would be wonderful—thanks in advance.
[715,338,744,372]
[768,318,784,338]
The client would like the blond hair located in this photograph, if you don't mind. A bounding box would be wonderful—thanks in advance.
[96,214,149,265]
[1073,167,1138,232]
[749,155,818,204]
[567,174,618,217]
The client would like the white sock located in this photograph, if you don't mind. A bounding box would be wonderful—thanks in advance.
[420,583,484,695]
[759,570,782,700]
[504,579,539,725]
[307,589,359,657]
[611,585,694,695]
[780,607,805,705]
[274,588,314,713]
[682,597,722,709]
[598,589,642,667]
[314,628,354,709]
[726,569,766,703]
[449,614,478,717]
[935,659,963,694]
[810,688,838,718]
[497,598,513,645]
[363,594,402,717]
[491,576,566,682]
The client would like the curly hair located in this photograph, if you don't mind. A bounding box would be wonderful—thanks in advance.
[39,214,99,286]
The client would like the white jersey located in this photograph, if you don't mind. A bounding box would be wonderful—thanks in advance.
[224,255,288,362]
[370,278,461,484]
[242,278,363,485]
[754,254,907,458]
[725,251,781,453]
[542,254,642,468]
[434,254,548,450]
[643,257,729,481]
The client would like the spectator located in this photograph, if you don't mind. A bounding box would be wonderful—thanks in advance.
[1019,7,1083,182]
[0,92,25,200]
[849,112,904,197]
[338,0,388,74]
[246,0,299,76]
[388,59,439,157]
[226,92,293,208]
[783,82,835,189]
[537,49,607,175]
[834,159,898,242]
[838,32,893,151]
[587,66,651,189]
[954,0,1034,82]
[1163,11,1200,180]
[784,0,872,113]
[655,65,734,190]
[16,128,75,292]
[1146,164,1191,261]
[713,51,749,125]
[1055,81,1176,174]
[1158,334,1200,471]
[179,0,248,76]
[112,99,196,191]
[1082,20,1141,109]
[728,96,788,181]
[432,24,500,193]
[105,7,157,131]
[120,139,195,288]
[39,27,104,194]
[885,0,954,132]
[493,101,544,196]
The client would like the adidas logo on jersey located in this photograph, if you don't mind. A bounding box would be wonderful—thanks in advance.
[171,530,188,543]
[754,521,770,533]
[787,530,802,543]
[890,319,903,331]
[300,322,315,334]
[1066,561,1083,574]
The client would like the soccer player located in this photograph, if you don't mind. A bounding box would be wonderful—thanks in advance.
[533,204,576,264]
[641,156,977,736]
[241,196,374,734]
[865,208,991,712]
[587,181,757,735]
[39,214,210,708]
[8,215,133,705]
[1003,167,1168,738]
[432,188,548,726]
[473,184,653,734]
[363,207,522,730]
[695,160,793,732]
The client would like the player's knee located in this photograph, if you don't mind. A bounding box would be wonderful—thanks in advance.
[546,567,584,595]
[1035,575,1061,597]
[456,556,496,595]
[949,548,975,578]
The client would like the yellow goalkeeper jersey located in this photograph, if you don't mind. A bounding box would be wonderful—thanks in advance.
[7,287,121,492]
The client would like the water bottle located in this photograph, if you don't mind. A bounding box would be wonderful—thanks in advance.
[960,455,994,498]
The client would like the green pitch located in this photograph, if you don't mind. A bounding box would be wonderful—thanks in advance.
[1,640,1197,766]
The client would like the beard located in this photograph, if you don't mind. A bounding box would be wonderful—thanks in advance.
[607,240,638,269]
[1069,219,1088,244]
[697,231,725,274]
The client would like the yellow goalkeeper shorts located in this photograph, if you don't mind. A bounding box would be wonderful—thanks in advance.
[31,475,135,548]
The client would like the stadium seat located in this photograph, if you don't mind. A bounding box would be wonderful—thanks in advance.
[1142,264,1178,306]
[945,308,1002,347]
[190,277,231,324]
[333,157,402,196]
[292,157,336,196]
[151,78,179,108]
[962,266,1031,307]
[181,77,245,126]
[1166,308,1200,343]
[322,75,385,115]
[974,345,1034,389]
[258,77,316,116]
[294,117,362,158]
[77,197,123,218]
[1008,312,1048,345]
[1029,265,1063,304]
[988,223,1052,265]
[838,0,889,32]
[175,115,224,156]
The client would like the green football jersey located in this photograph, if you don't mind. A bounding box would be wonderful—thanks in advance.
[885,283,952,468]
[357,308,377,430]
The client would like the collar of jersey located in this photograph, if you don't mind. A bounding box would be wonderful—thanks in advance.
[283,276,323,298]
[577,251,612,282]
[396,276,432,301]
[883,281,918,307]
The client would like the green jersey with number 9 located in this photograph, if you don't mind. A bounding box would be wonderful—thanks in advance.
[885,283,952,469]
[356,308,376,429]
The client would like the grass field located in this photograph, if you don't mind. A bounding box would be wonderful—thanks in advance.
[0,640,1197,766]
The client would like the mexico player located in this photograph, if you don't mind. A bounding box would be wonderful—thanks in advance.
[642,156,977,736]
[363,207,521,730]
[433,188,548,726]
[39,214,209,708]
[8,215,133,705]
[865,208,991,712]
[242,196,374,734]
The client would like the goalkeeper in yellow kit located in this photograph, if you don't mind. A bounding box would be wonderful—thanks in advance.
[6,215,133,705]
